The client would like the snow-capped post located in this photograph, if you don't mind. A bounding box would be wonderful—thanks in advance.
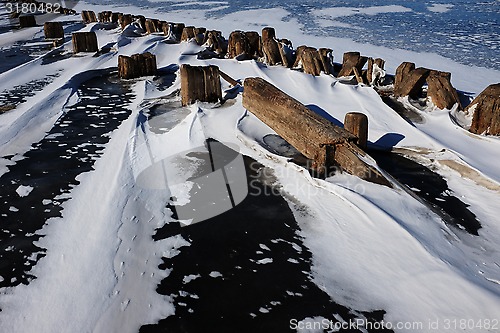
[337,52,368,77]
[242,77,391,186]
[468,83,500,135]
[426,71,462,110]
[81,11,97,24]
[44,22,64,39]
[19,15,36,28]
[367,58,385,85]
[72,32,98,53]
[118,52,157,79]
[344,113,368,150]
[180,64,222,106]
[393,62,430,98]
[164,23,185,41]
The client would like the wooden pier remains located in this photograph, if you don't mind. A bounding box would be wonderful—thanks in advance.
[180,65,222,106]
[242,77,390,186]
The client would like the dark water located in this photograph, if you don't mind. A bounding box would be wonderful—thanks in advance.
[142,155,393,333]
[370,150,481,235]
[0,71,133,288]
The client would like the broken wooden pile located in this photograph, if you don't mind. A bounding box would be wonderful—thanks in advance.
[467,83,500,135]
[118,52,157,79]
[243,77,390,186]
[81,10,97,24]
[394,62,462,110]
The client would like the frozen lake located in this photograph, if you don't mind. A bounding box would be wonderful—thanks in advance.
[85,0,500,70]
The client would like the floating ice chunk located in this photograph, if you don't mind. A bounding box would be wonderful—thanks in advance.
[209,271,223,278]
[182,274,201,284]
[16,185,33,197]
[256,258,273,265]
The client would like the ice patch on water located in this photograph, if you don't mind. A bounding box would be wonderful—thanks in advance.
[16,185,33,197]
[427,4,454,13]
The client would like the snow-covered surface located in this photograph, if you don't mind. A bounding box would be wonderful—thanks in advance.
[0,1,499,333]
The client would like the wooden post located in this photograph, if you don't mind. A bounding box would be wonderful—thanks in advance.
[72,32,98,53]
[228,31,250,59]
[337,52,368,77]
[181,26,196,41]
[393,66,430,98]
[426,71,462,110]
[203,30,226,55]
[44,22,64,39]
[242,77,390,185]
[180,65,222,106]
[245,31,262,58]
[145,19,157,34]
[319,48,333,75]
[262,38,282,66]
[19,15,36,28]
[468,83,500,135]
[118,52,157,79]
[81,11,97,24]
[119,14,133,30]
[344,112,368,150]
[262,27,276,41]
[367,58,385,85]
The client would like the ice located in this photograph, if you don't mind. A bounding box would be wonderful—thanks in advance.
[15,185,33,197]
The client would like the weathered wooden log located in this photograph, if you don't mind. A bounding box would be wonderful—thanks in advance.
[19,15,36,28]
[242,77,390,185]
[81,10,97,24]
[72,32,98,53]
[426,71,462,110]
[344,112,368,150]
[337,52,368,77]
[367,57,385,85]
[180,65,222,106]
[44,22,64,39]
[118,52,157,79]
[194,27,206,45]
[468,83,500,135]
[394,66,430,98]
[261,27,275,41]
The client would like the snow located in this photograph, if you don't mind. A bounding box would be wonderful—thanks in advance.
[427,4,454,13]
[0,1,499,333]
